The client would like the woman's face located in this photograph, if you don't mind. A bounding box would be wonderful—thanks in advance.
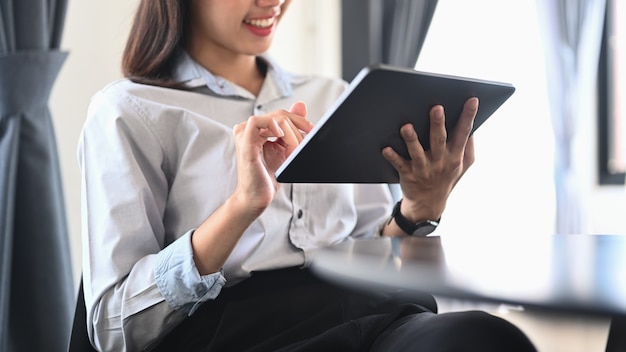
[188,0,292,58]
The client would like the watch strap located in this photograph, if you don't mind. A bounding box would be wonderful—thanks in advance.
[390,199,440,236]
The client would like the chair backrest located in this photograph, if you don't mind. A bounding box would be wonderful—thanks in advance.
[606,315,626,352]
[68,277,97,352]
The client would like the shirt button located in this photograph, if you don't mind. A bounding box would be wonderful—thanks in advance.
[297,209,303,219]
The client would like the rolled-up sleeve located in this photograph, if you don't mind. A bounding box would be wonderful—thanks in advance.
[155,230,226,315]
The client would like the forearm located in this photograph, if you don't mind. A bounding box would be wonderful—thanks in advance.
[191,193,264,275]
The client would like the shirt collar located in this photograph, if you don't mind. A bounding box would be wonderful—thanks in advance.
[172,50,295,99]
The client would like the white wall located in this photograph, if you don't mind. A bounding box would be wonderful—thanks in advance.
[417,0,557,238]
[417,0,626,239]
[50,0,626,288]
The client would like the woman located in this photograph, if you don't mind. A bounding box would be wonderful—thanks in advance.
[78,0,536,351]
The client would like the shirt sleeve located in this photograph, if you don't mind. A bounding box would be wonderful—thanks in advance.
[155,230,226,315]
[351,183,394,238]
[78,85,226,351]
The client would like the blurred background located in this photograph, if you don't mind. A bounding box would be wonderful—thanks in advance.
[4,0,622,350]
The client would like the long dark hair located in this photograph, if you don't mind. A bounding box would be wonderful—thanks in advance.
[122,0,189,87]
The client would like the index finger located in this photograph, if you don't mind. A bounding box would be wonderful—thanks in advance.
[449,97,478,153]
[286,111,314,134]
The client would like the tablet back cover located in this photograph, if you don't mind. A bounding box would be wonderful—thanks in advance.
[276,64,515,184]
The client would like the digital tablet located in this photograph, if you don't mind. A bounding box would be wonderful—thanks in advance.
[275,64,515,184]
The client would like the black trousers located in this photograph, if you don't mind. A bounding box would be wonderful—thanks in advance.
[153,267,536,352]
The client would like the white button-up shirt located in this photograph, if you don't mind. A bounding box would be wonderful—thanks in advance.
[78,52,393,351]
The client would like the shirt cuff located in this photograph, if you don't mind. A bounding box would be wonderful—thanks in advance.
[154,230,226,315]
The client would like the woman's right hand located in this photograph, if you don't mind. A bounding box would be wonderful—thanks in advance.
[192,102,312,275]
[232,101,313,216]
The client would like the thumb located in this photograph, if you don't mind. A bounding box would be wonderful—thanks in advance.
[289,101,307,118]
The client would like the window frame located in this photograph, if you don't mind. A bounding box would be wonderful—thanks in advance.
[598,0,626,185]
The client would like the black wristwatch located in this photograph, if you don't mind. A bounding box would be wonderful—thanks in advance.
[389,199,440,237]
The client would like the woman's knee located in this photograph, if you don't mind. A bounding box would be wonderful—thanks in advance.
[371,310,537,352]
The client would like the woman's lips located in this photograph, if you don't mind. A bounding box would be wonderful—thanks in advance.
[243,17,277,37]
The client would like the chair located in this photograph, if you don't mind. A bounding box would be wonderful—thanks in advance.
[68,277,97,352]
[606,315,626,352]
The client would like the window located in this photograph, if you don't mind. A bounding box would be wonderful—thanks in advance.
[598,0,626,185]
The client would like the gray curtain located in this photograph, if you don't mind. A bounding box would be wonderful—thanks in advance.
[0,0,74,351]
[535,0,607,234]
[341,0,438,80]
[341,0,438,199]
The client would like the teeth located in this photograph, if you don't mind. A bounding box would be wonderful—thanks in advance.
[245,17,275,28]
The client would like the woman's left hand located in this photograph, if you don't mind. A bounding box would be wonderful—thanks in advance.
[382,97,478,223]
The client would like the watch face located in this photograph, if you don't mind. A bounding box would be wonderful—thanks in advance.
[412,221,438,237]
